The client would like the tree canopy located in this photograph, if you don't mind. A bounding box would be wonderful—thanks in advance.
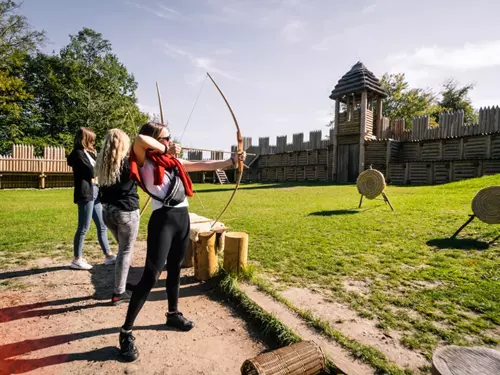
[0,1,147,154]
[379,73,477,128]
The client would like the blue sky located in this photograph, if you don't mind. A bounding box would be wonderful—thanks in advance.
[20,0,500,152]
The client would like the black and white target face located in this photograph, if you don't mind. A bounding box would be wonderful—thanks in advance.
[472,185,500,224]
[356,169,386,199]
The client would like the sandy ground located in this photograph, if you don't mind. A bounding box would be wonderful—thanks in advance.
[0,241,266,375]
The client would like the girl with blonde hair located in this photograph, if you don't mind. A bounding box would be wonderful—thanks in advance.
[96,128,140,306]
[67,127,115,270]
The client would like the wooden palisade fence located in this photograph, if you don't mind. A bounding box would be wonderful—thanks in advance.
[235,106,500,185]
[0,144,73,189]
[2,107,500,189]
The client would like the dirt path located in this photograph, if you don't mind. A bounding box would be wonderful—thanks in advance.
[0,241,265,375]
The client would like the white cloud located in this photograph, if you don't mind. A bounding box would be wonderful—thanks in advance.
[128,2,178,20]
[163,42,241,83]
[387,40,500,71]
[156,3,180,15]
[312,26,362,51]
[164,43,189,57]
[362,4,376,14]
[281,20,306,43]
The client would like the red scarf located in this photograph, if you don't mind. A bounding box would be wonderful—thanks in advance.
[129,149,194,197]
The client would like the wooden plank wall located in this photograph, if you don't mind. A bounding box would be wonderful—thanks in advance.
[379,133,500,185]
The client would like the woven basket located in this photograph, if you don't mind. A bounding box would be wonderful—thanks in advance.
[471,186,500,224]
[356,169,386,200]
[241,341,326,375]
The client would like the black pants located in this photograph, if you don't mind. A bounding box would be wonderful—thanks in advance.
[123,206,190,331]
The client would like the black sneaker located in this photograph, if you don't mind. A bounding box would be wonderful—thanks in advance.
[119,331,139,362]
[165,312,195,331]
[111,291,132,306]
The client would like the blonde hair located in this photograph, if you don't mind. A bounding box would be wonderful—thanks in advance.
[95,128,131,186]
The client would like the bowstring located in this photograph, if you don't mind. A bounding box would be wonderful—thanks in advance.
[179,75,208,215]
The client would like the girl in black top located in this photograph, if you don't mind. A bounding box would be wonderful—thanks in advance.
[67,127,115,270]
[96,129,140,305]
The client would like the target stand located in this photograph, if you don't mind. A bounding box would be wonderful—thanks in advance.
[356,167,394,211]
[451,186,500,244]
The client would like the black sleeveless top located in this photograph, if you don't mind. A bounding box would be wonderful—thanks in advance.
[99,158,140,211]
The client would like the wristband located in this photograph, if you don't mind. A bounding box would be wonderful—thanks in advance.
[162,144,168,155]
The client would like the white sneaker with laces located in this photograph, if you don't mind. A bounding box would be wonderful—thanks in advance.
[104,255,116,265]
[71,258,93,270]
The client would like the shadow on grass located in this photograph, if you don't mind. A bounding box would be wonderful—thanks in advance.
[309,209,360,216]
[427,238,490,250]
[194,181,347,194]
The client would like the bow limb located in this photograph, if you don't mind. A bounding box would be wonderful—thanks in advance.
[139,81,165,217]
[206,72,243,228]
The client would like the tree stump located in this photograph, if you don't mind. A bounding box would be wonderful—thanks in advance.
[223,232,248,275]
[194,231,218,281]
[432,346,500,375]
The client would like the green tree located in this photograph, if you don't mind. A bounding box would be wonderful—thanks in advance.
[0,0,45,152]
[23,28,147,151]
[438,79,477,124]
[379,73,440,128]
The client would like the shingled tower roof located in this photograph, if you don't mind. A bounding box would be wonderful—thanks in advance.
[329,61,388,100]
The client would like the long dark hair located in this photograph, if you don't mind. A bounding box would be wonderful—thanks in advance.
[138,122,168,139]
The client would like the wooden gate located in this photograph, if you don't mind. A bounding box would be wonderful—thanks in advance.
[337,144,359,183]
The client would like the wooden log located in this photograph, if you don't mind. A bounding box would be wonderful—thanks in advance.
[223,232,248,275]
[432,345,500,375]
[194,231,218,281]
[216,232,225,253]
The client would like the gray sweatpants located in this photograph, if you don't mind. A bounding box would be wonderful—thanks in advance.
[103,204,140,295]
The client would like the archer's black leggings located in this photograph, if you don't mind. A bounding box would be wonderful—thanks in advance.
[123,206,190,331]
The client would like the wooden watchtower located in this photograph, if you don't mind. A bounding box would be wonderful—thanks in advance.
[329,62,388,182]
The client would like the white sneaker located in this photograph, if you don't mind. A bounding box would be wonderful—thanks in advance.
[71,258,93,270]
[104,255,116,265]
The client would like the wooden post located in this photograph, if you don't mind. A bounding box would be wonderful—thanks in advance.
[39,173,46,189]
[486,135,492,159]
[376,98,383,138]
[385,140,391,180]
[216,232,225,253]
[194,231,218,281]
[459,138,464,159]
[223,232,248,275]
[359,91,368,173]
[331,100,340,181]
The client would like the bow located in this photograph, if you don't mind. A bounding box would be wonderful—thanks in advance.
[206,72,244,228]
[139,81,164,217]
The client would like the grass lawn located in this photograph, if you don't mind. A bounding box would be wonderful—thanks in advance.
[1,175,499,361]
